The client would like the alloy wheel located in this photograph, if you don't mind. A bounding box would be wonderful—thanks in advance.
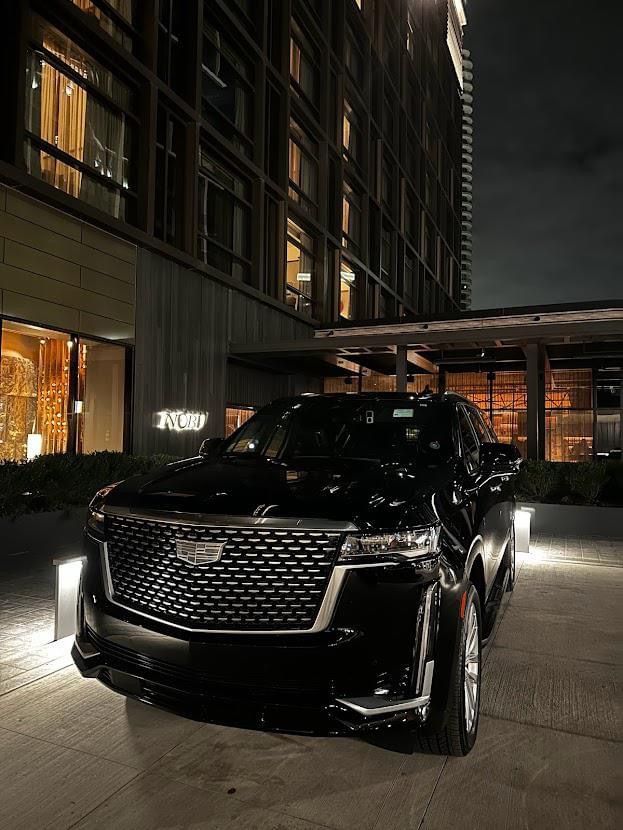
[463,601,480,733]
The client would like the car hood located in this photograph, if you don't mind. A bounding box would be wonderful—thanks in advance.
[104,455,450,530]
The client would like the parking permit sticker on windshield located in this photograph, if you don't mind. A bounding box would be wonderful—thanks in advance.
[393,408,414,418]
[365,410,375,424]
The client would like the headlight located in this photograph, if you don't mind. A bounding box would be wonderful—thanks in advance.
[339,525,441,566]
[86,483,120,536]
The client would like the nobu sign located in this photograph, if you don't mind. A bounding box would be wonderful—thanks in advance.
[154,410,208,432]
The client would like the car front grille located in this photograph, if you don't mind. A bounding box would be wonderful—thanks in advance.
[104,515,343,631]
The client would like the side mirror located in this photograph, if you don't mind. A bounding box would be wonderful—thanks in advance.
[479,441,522,473]
[199,437,223,458]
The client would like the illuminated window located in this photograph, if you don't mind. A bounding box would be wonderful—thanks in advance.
[289,119,318,215]
[0,320,129,461]
[225,405,256,437]
[70,0,133,51]
[545,370,593,462]
[76,339,126,453]
[343,99,362,165]
[286,218,317,317]
[290,24,319,107]
[0,322,70,460]
[340,259,359,320]
[24,17,135,220]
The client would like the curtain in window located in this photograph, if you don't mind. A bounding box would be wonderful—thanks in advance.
[40,57,87,196]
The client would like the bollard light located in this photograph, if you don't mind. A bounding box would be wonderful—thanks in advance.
[54,556,85,641]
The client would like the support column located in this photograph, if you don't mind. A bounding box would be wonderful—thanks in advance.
[396,346,408,392]
[525,343,546,460]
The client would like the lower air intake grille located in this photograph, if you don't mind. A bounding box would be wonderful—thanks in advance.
[104,515,342,631]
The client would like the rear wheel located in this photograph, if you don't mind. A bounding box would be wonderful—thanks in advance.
[413,585,482,756]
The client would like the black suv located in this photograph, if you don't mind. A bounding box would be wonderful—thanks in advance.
[73,393,520,755]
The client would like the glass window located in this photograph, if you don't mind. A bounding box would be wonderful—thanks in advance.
[382,158,393,213]
[340,259,359,320]
[343,98,362,166]
[468,407,496,444]
[381,225,392,285]
[70,1,134,51]
[158,0,186,96]
[458,405,480,472]
[76,339,125,453]
[24,17,135,221]
[345,28,364,86]
[286,218,317,317]
[202,19,254,156]
[155,107,184,246]
[225,405,256,437]
[0,322,71,460]
[342,181,362,255]
[223,397,455,464]
[198,149,252,283]
[289,119,318,216]
[290,25,319,108]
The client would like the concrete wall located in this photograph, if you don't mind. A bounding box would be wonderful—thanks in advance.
[0,184,135,341]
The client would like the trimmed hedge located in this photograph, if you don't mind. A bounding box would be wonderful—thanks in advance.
[0,452,178,519]
[515,460,623,506]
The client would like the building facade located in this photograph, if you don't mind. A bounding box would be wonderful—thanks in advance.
[0,0,467,461]
[460,47,473,309]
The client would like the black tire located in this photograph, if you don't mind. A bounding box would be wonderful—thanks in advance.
[412,585,482,757]
[505,522,516,592]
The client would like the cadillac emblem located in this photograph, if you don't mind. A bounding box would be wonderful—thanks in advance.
[175,539,225,566]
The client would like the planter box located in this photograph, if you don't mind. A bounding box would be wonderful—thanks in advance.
[519,502,623,538]
[0,508,85,565]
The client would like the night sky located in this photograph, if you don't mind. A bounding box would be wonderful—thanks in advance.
[466,0,623,309]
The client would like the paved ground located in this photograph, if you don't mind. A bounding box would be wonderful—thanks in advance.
[0,536,621,830]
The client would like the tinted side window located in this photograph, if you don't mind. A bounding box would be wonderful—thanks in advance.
[468,408,493,445]
[458,406,480,472]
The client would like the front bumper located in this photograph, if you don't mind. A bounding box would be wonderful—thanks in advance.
[74,533,442,734]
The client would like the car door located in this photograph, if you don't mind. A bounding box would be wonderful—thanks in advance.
[467,406,513,563]
[456,405,499,591]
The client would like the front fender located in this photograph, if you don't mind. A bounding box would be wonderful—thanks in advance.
[423,562,470,733]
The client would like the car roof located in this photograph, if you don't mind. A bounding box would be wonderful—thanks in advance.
[278,392,473,407]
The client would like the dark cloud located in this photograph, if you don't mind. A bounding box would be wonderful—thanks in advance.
[466,0,623,308]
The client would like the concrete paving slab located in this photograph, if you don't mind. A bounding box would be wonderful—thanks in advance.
[493,605,621,664]
[481,647,622,741]
[418,716,622,830]
[0,665,205,770]
[0,726,138,830]
[71,770,328,830]
[151,723,444,830]
[511,561,623,621]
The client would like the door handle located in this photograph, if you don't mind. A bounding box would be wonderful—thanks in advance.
[491,483,502,493]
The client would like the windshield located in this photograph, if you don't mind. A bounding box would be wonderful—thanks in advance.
[222,397,454,464]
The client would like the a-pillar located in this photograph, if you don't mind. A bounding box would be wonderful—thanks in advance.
[525,343,546,460]
[396,346,408,392]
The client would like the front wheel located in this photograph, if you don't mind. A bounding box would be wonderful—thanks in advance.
[413,585,482,756]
